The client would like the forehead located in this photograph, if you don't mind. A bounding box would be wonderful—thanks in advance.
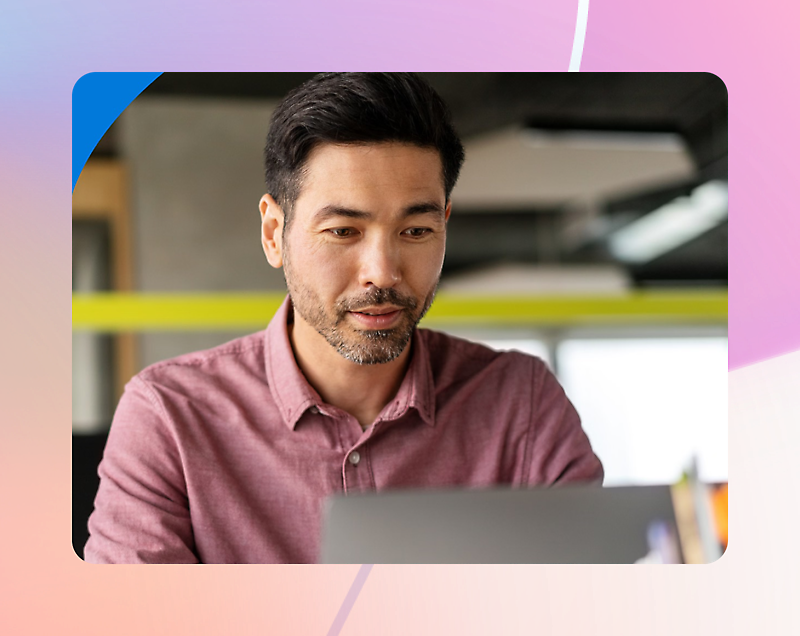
[295,142,445,213]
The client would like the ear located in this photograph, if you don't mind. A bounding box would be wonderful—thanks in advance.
[444,200,452,223]
[259,194,285,268]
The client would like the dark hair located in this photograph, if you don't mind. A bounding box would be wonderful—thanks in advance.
[263,73,465,222]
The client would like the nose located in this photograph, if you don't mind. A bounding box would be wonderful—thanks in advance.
[357,234,402,289]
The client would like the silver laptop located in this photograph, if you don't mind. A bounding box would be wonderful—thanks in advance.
[320,484,683,564]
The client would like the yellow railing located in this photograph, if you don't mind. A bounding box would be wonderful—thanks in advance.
[72,290,728,331]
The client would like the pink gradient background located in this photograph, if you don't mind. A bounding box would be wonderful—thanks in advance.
[1,0,797,633]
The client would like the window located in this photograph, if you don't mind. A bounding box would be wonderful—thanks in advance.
[557,337,728,486]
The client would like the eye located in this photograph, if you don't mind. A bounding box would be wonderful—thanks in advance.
[402,227,432,238]
[327,228,357,238]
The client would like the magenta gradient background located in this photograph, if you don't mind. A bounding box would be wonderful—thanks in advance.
[1,0,798,634]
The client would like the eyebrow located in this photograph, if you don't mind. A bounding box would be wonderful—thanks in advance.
[313,201,446,222]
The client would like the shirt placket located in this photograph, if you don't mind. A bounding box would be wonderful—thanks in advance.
[338,416,378,494]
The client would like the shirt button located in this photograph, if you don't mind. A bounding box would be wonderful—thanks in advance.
[348,451,361,466]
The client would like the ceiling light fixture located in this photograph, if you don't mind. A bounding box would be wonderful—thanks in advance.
[609,180,728,263]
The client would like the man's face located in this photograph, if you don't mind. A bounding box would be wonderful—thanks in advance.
[273,142,450,365]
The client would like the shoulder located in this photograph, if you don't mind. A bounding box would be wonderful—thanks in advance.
[113,331,270,441]
[417,328,547,386]
[134,331,266,395]
[418,328,544,365]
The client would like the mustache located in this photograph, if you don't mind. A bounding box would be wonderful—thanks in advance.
[338,288,419,314]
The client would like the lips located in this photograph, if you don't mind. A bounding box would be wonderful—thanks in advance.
[348,306,404,329]
[352,305,402,316]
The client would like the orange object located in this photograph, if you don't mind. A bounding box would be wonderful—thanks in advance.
[711,484,728,549]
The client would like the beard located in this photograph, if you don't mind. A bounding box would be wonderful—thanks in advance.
[283,251,438,365]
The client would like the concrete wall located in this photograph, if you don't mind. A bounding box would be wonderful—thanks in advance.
[121,97,287,368]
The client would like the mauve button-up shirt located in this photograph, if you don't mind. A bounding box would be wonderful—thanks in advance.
[85,297,603,564]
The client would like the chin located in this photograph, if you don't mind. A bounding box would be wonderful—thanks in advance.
[332,326,414,366]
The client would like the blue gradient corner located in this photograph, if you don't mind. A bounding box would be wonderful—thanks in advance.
[72,72,162,192]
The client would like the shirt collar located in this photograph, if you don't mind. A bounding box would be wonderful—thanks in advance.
[264,296,436,430]
[264,296,324,430]
[376,328,435,427]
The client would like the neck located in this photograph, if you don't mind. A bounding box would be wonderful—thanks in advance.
[288,313,412,429]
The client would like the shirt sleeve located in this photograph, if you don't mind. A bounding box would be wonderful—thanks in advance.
[524,358,604,486]
[83,376,199,564]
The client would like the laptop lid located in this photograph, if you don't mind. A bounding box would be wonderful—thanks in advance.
[320,484,682,564]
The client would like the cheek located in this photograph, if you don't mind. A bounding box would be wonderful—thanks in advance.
[406,245,445,287]
[293,241,356,291]
[317,248,355,280]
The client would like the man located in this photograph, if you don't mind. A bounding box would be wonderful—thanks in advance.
[84,73,602,564]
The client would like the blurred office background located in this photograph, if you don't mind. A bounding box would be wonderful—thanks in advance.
[72,73,727,555]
